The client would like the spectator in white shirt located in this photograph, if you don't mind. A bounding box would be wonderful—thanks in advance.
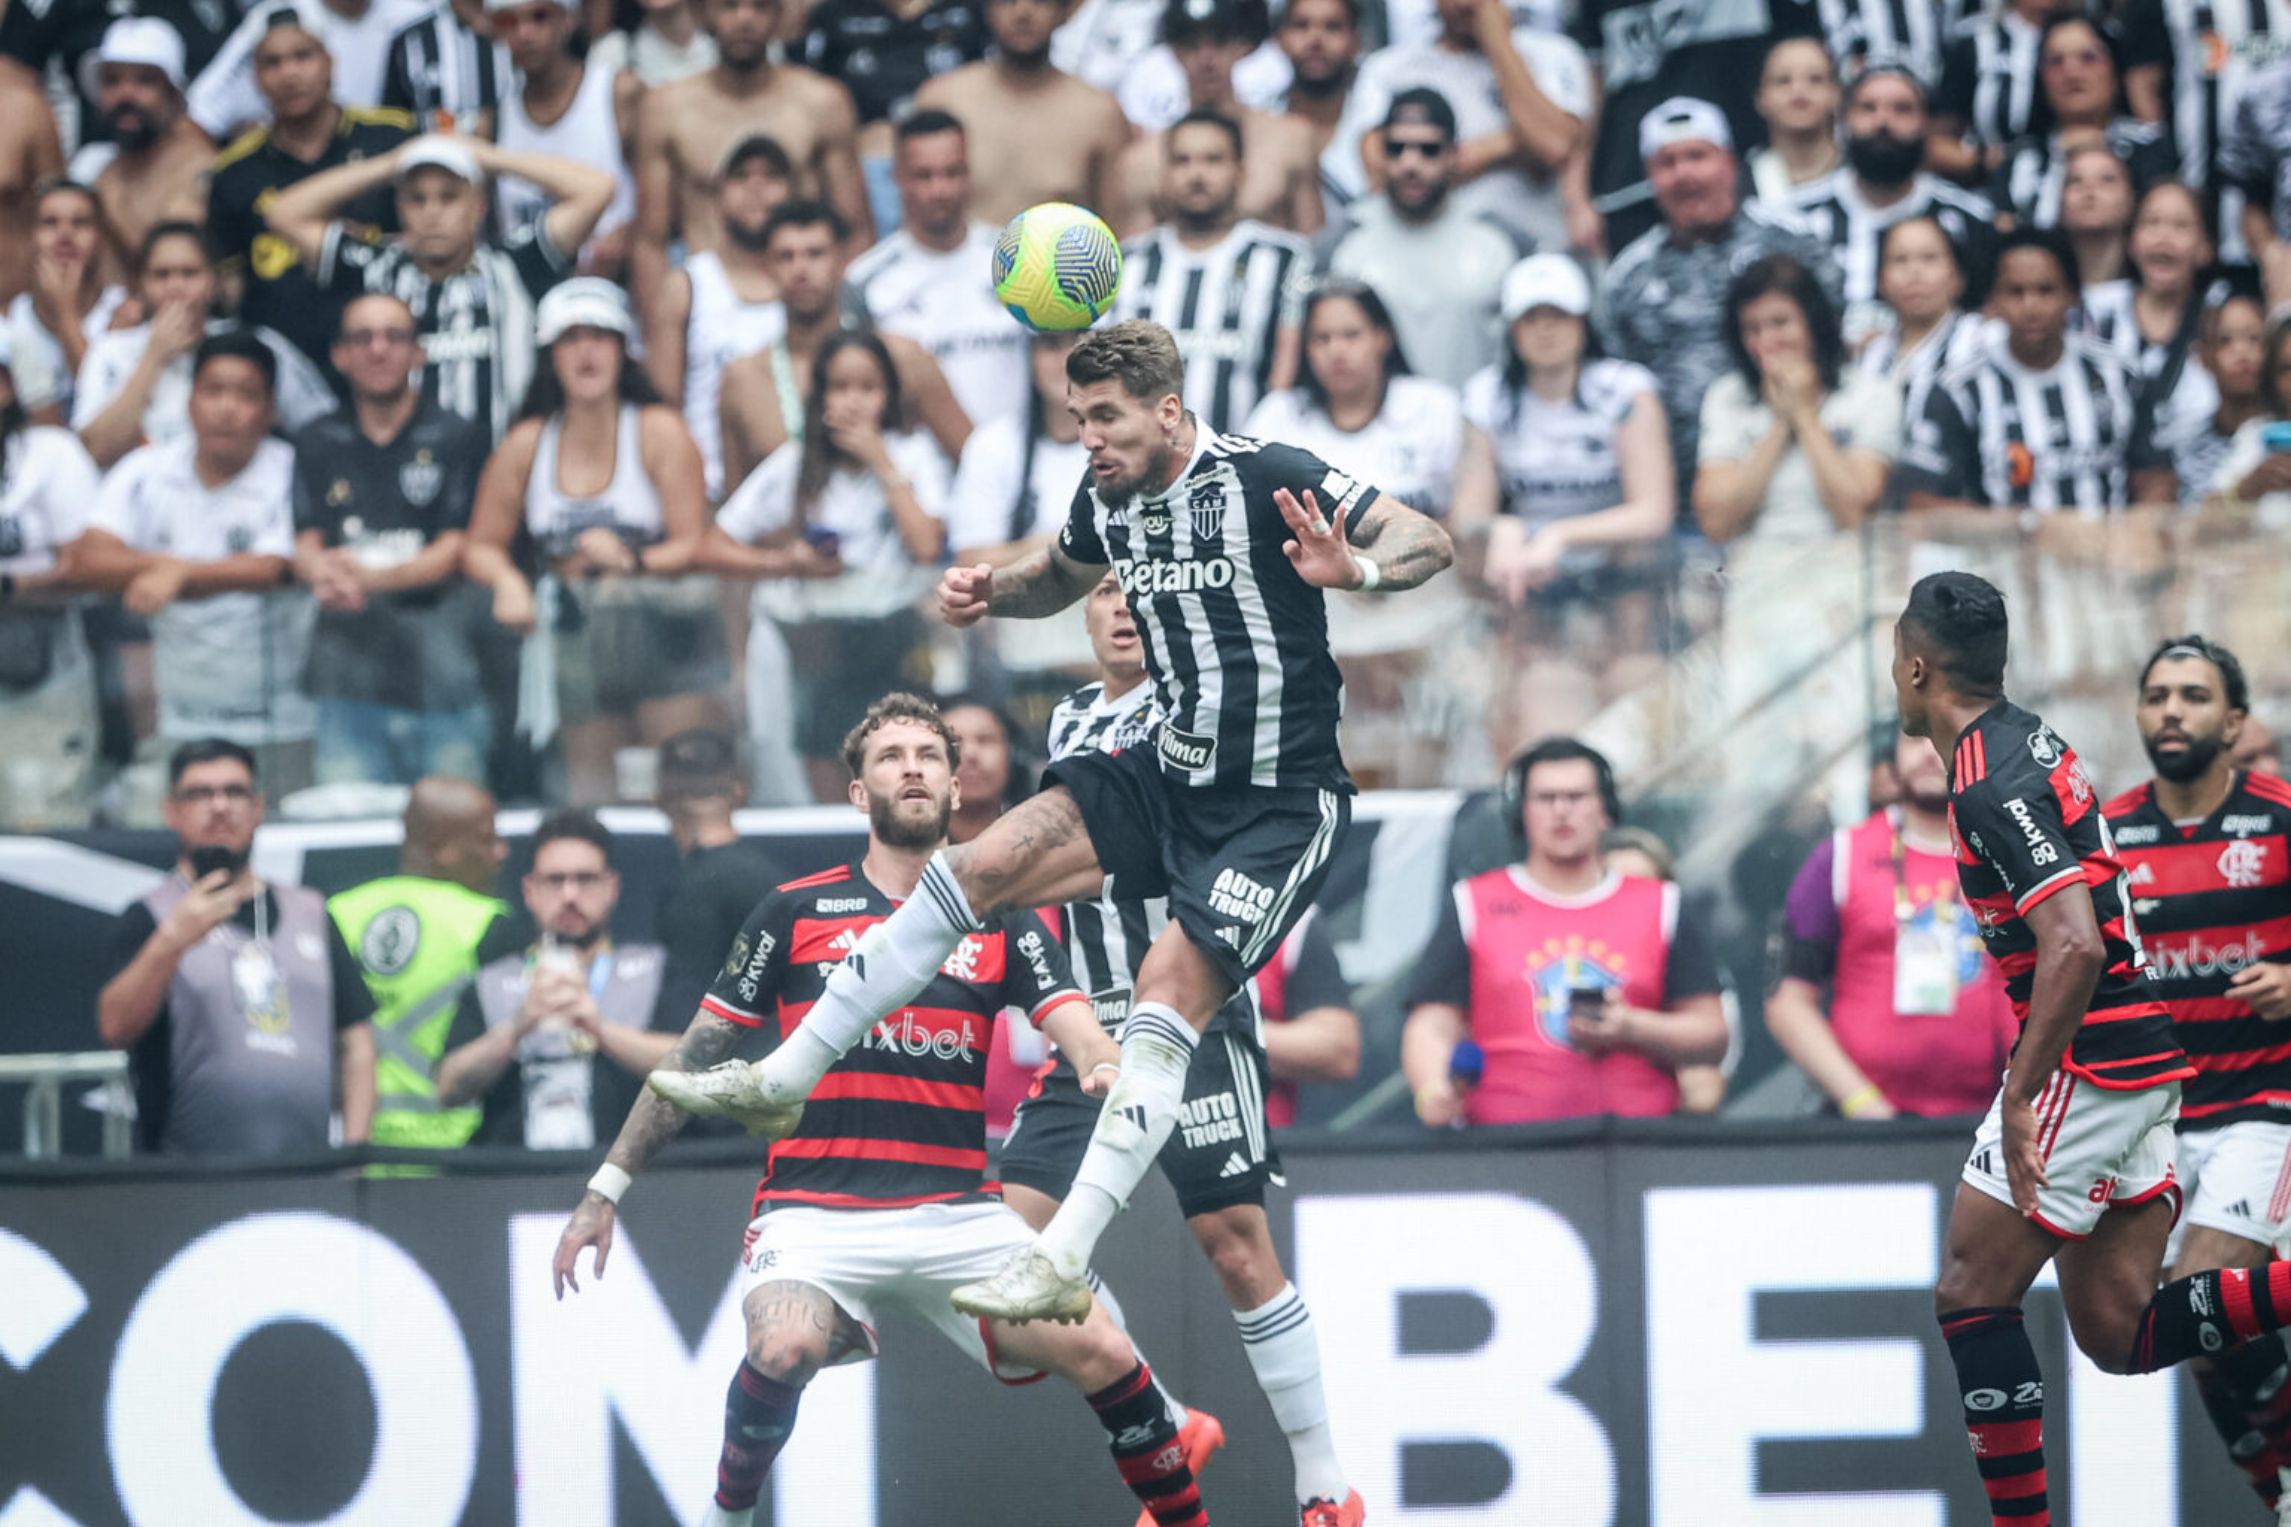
[1695,252,1900,546]
[708,329,949,804]
[1323,87,1518,386]
[1747,36,1842,207]
[68,332,316,797]
[0,337,106,825]
[74,220,334,471]
[7,182,130,425]
[1247,278,1494,783]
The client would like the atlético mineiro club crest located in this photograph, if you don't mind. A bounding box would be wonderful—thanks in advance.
[1186,477,1225,543]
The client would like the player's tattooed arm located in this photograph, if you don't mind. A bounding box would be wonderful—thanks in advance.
[597,1010,752,1179]
[986,540,1106,618]
[1345,498,1455,591]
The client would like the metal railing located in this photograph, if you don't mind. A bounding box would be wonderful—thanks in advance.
[0,1051,133,1159]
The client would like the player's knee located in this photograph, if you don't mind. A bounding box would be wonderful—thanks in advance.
[2065,1304,2144,1375]
[1191,1211,1280,1306]
[745,1329,828,1386]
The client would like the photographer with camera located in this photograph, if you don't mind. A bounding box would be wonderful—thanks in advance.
[1401,738,1727,1126]
[96,739,377,1157]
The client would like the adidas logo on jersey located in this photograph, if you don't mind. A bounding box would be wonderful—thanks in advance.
[1219,1152,1250,1178]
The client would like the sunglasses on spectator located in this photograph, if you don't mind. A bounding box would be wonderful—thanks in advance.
[173,785,256,805]
[1383,136,1450,159]
[340,327,419,349]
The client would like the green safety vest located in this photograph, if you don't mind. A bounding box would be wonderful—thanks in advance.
[330,875,505,1150]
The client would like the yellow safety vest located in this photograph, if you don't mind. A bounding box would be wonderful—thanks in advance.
[330,875,505,1150]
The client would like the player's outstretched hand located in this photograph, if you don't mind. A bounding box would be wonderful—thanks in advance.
[938,562,995,627]
[553,1190,616,1300]
[2000,1091,2049,1217]
[1275,487,1364,590]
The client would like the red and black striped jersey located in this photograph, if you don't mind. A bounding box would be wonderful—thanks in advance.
[1946,700,2191,1091]
[2102,770,2291,1128]
[701,862,1083,1212]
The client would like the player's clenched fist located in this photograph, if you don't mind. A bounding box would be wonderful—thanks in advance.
[938,563,995,627]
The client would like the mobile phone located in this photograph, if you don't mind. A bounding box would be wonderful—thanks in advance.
[2263,421,2291,455]
[802,525,842,558]
[1567,985,1608,1020]
[188,845,242,882]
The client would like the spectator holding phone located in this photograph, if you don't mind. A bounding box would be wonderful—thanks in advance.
[707,329,948,803]
[2210,307,2291,514]
[1401,738,1729,1126]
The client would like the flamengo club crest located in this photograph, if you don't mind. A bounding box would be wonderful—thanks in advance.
[400,450,443,508]
[2220,839,2268,890]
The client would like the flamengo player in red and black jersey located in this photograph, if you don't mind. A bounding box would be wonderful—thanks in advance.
[2104,635,2291,1516]
[1896,573,2291,1527]
[550,695,1212,1527]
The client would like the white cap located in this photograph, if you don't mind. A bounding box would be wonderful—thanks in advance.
[536,278,632,345]
[396,134,484,186]
[1501,254,1592,321]
[80,17,188,102]
[1637,97,1732,164]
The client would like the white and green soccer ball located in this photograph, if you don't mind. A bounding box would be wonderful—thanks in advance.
[992,202,1124,333]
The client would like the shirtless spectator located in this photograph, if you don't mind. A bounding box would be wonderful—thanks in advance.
[717,200,970,486]
[1107,0,1322,236]
[651,131,794,500]
[492,0,640,273]
[0,67,63,306]
[630,0,869,336]
[1274,0,1360,218]
[913,0,1132,226]
[81,19,213,272]
[6,183,129,424]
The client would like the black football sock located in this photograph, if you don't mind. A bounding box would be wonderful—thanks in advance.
[1940,1306,2049,1526]
[714,1360,801,1512]
[1088,1361,1207,1527]
[2130,1262,2291,1372]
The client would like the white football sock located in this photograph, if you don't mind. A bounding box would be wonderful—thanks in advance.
[1236,1282,1347,1504]
[1039,1003,1198,1278]
[699,1504,753,1527]
[752,853,978,1100]
[1087,1269,1188,1427]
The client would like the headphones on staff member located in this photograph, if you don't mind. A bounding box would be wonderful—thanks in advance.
[1501,738,1623,849]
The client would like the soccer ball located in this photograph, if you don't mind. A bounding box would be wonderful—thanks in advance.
[992,203,1123,333]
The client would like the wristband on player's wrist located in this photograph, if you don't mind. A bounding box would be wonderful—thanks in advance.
[1351,553,1381,591]
[587,1163,632,1204]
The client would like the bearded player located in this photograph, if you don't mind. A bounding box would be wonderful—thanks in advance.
[1897,572,2291,1527]
[652,319,1452,1334]
[553,695,1210,1527]
[2101,635,2291,1519]
[999,571,1361,1527]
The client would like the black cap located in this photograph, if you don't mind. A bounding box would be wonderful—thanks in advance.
[1381,86,1458,143]
[1162,0,1268,46]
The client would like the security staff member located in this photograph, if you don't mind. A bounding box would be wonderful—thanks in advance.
[328,775,508,1149]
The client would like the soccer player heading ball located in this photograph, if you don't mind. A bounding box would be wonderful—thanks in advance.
[1895,572,2291,1527]
[651,317,1449,1490]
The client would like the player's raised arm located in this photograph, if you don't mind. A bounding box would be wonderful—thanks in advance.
[939,537,1106,626]
[1276,485,1454,592]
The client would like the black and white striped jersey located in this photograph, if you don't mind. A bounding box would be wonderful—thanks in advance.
[2121,0,2291,263]
[1111,220,1311,434]
[1858,306,1992,405]
[315,224,569,444]
[1787,171,1998,347]
[2222,55,2291,240]
[1937,11,2047,151]
[1816,0,1954,94]
[382,6,508,132]
[2075,279,2211,399]
[1991,120,2180,228]
[1056,424,1382,793]
[1897,329,2165,509]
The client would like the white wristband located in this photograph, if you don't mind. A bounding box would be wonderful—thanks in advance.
[587,1163,632,1204]
[1351,553,1381,591]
